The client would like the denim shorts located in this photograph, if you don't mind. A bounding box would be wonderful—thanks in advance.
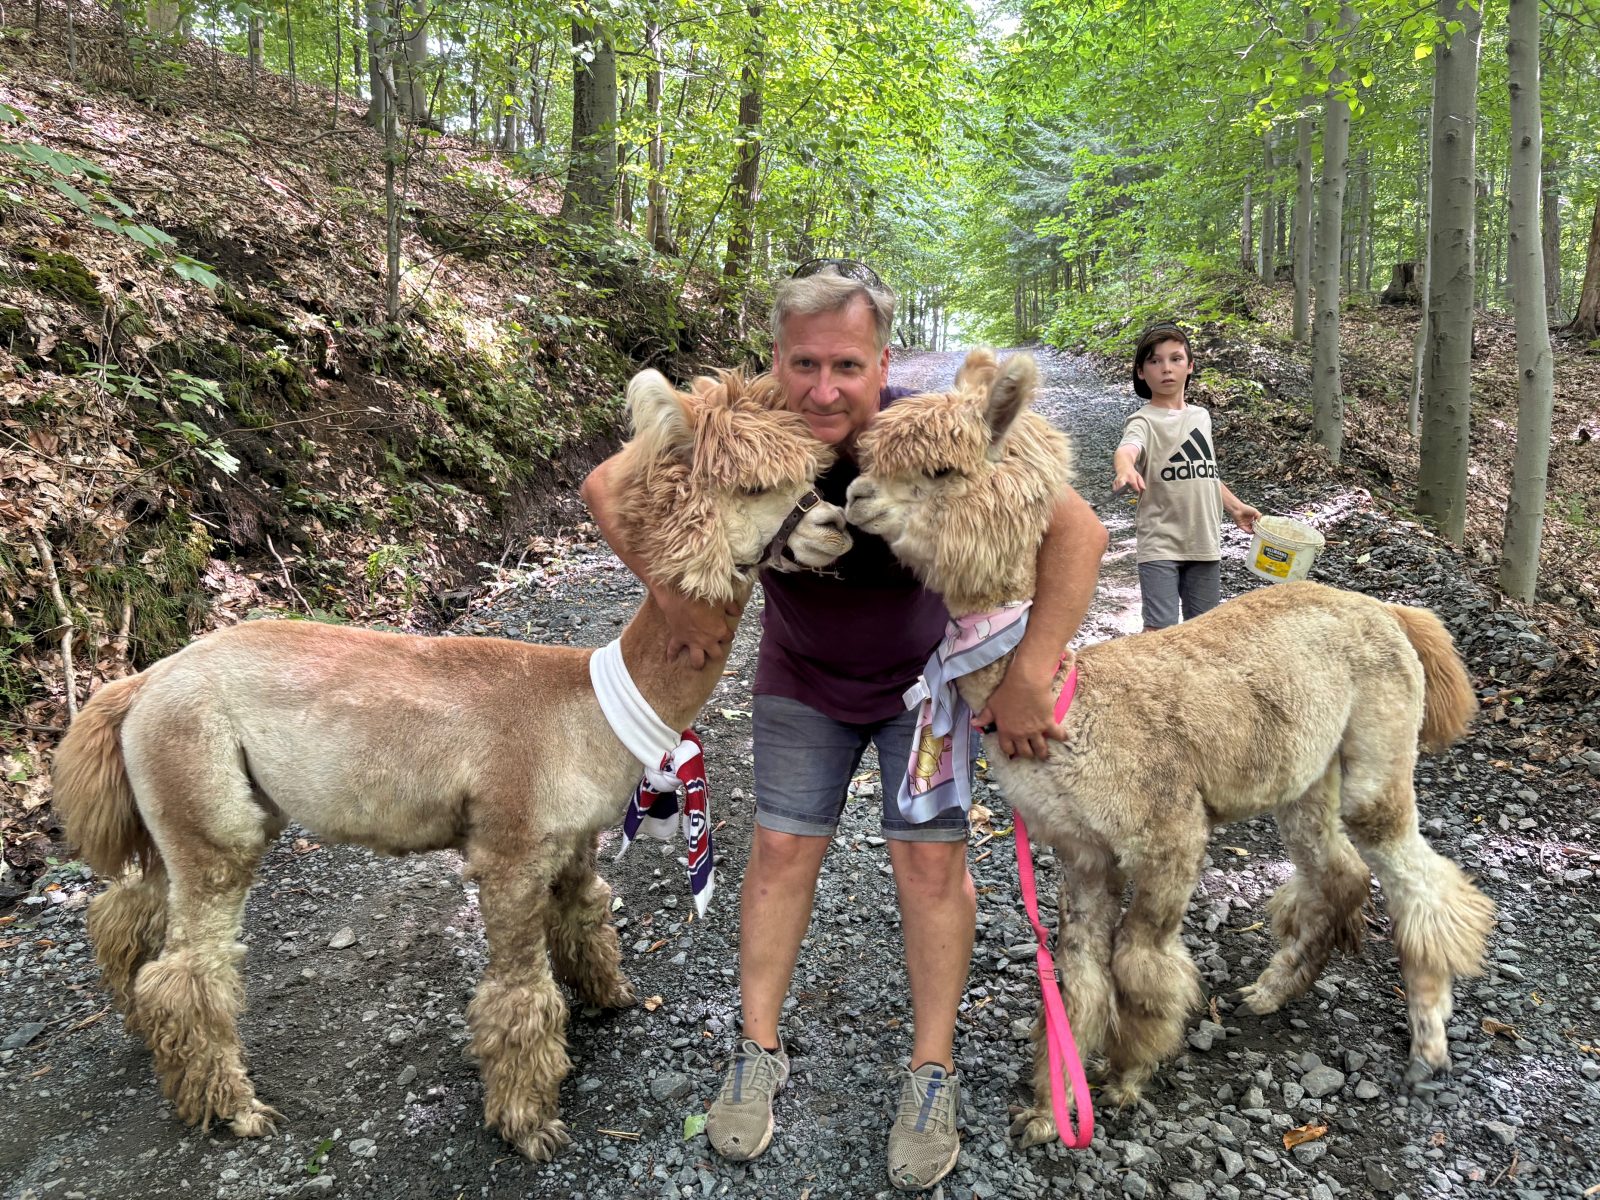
[751,694,970,842]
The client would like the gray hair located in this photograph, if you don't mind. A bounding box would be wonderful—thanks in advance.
[771,271,896,354]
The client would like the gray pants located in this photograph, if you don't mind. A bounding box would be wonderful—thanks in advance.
[1137,559,1221,630]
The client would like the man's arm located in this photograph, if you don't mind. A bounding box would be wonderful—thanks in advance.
[580,456,739,668]
[972,487,1107,760]
[1219,482,1260,533]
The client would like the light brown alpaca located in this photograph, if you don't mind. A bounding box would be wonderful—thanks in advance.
[846,348,1495,1146]
[52,368,850,1159]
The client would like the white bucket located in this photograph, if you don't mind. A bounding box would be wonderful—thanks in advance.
[1246,515,1325,583]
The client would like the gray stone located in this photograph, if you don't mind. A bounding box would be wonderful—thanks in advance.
[1480,1119,1518,1146]
[1168,1183,1206,1200]
[328,926,357,950]
[1365,1161,1399,1191]
[1300,1065,1347,1098]
[348,1137,377,1158]
[1354,1080,1382,1101]
[1217,1147,1246,1178]
[1120,1173,1148,1199]
[2,1022,45,1050]
[650,1071,693,1102]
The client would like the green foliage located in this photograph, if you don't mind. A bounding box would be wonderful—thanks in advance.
[81,511,213,669]
[1,102,219,290]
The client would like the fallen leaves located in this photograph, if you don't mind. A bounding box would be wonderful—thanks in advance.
[1282,1122,1328,1150]
[642,995,664,1012]
[1482,1017,1519,1040]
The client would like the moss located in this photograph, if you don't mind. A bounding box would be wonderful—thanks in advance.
[0,304,26,341]
[81,512,212,666]
[220,290,295,339]
[14,247,103,310]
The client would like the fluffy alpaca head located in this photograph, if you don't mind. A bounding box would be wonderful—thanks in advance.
[613,368,846,603]
[846,349,1072,613]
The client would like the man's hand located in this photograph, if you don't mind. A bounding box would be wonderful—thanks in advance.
[653,584,739,669]
[1228,502,1261,534]
[971,660,1068,761]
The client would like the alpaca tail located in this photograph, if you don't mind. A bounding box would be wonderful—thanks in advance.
[53,673,157,876]
[1385,605,1476,754]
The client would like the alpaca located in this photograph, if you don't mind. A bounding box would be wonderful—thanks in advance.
[52,368,851,1160]
[844,348,1495,1147]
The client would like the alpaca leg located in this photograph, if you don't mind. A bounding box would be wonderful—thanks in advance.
[1237,761,1370,1015]
[131,851,279,1137]
[87,860,170,1018]
[545,834,635,1010]
[1011,842,1120,1149]
[468,849,572,1161]
[1103,812,1207,1106]
[1344,783,1494,1076]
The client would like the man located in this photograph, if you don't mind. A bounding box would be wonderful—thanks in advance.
[581,260,1106,1191]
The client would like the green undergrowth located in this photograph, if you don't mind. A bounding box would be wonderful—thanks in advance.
[1043,257,1272,357]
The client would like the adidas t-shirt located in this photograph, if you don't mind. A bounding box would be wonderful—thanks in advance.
[1119,403,1223,564]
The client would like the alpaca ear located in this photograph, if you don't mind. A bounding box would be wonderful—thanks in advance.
[984,354,1038,461]
[627,369,694,462]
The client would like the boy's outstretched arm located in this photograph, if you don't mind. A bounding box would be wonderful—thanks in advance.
[1220,482,1260,533]
[973,488,1107,761]
[1112,443,1146,493]
[580,456,739,668]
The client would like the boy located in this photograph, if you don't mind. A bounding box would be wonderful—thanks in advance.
[1112,323,1259,631]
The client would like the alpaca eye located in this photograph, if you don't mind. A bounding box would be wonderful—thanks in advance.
[930,467,957,480]
[740,484,769,497]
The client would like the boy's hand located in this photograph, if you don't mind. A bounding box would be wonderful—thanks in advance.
[652,584,739,668]
[1228,502,1261,533]
[1112,465,1146,495]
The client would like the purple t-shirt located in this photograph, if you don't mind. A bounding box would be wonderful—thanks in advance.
[753,387,950,724]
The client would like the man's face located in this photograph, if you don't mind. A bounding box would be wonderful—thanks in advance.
[773,298,890,452]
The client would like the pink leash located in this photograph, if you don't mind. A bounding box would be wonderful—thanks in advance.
[1009,665,1094,1148]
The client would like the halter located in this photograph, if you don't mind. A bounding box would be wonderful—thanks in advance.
[757,488,822,570]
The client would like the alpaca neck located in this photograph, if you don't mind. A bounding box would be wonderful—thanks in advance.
[615,583,751,733]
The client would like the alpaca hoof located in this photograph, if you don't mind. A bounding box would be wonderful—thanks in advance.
[229,1100,283,1138]
[1230,984,1282,1016]
[598,977,637,1009]
[1101,1077,1144,1109]
[513,1118,572,1162]
[1009,1108,1059,1149]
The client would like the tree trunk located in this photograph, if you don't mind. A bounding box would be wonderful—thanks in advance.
[247,11,263,84]
[1358,149,1373,293]
[1541,152,1561,321]
[1259,132,1276,282]
[722,6,765,287]
[145,0,179,35]
[365,0,388,126]
[1417,0,1483,543]
[560,20,618,224]
[1571,190,1600,338]
[1311,5,1356,464]
[396,0,429,123]
[1409,118,1433,433]
[644,18,676,254]
[1241,179,1254,274]
[285,0,298,107]
[1293,109,1315,339]
[332,1,343,129]
[1500,0,1554,600]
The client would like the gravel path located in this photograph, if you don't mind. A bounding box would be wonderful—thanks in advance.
[3,350,1597,1200]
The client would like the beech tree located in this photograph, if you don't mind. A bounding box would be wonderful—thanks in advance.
[1311,5,1358,464]
[1500,0,1555,599]
[1417,0,1484,545]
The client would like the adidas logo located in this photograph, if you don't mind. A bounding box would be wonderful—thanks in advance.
[1160,428,1218,481]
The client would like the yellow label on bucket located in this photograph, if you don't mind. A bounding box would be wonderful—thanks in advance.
[1255,545,1294,578]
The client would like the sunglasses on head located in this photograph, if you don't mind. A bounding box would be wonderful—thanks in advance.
[789,258,884,289]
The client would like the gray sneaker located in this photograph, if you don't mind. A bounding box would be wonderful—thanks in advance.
[707,1039,789,1161]
[887,1063,961,1191]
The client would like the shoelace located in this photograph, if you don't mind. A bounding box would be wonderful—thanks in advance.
[721,1043,784,1102]
[895,1068,956,1135]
